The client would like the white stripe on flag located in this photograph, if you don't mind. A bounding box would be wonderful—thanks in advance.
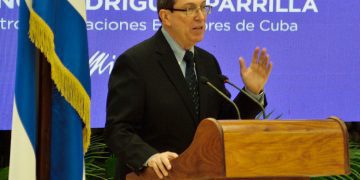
[9,99,36,180]
[67,0,87,21]
[25,0,32,10]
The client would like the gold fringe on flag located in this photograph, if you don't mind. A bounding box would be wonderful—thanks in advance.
[28,9,91,153]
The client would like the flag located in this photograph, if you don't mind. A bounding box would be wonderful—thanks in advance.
[9,0,91,179]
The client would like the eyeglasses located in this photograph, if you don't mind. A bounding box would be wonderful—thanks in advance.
[168,5,212,16]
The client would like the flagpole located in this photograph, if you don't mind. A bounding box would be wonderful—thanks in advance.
[36,50,52,180]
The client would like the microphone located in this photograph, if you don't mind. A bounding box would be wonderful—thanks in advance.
[199,76,241,120]
[218,75,266,119]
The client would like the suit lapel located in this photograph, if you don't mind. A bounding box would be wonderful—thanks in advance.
[154,30,197,123]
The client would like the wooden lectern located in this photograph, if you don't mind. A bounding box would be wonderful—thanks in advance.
[127,117,350,179]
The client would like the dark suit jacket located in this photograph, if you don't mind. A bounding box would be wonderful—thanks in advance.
[105,29,266,179]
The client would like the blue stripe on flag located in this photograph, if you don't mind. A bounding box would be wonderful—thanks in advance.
[15,0,38,152]
[51,90,84,179]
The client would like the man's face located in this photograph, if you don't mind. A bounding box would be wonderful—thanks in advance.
[164,0,207,49]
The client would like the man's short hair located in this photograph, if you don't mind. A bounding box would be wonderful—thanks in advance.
[157,0,176,21]
[157,0,176,14]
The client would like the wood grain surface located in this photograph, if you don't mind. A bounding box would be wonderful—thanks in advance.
[127,117,349,180]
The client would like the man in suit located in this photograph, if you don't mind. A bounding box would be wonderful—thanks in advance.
[104,0,273,179]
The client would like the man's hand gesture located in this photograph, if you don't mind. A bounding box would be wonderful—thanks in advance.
[147,151,179,179]
[240,47,273,94]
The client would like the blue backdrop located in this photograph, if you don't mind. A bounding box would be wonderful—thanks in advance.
[1,0,360,129]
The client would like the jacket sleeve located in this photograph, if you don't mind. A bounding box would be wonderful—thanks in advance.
[104,53,158,173]
[210,55,267,120]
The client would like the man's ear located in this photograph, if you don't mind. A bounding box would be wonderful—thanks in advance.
[159,9,172,27]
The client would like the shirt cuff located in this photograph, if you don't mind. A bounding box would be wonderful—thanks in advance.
[244,87,265,105]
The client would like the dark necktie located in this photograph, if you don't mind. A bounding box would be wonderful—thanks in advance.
[183,51,200,121]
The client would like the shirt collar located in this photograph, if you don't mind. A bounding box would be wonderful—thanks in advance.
[161,27,194,63]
